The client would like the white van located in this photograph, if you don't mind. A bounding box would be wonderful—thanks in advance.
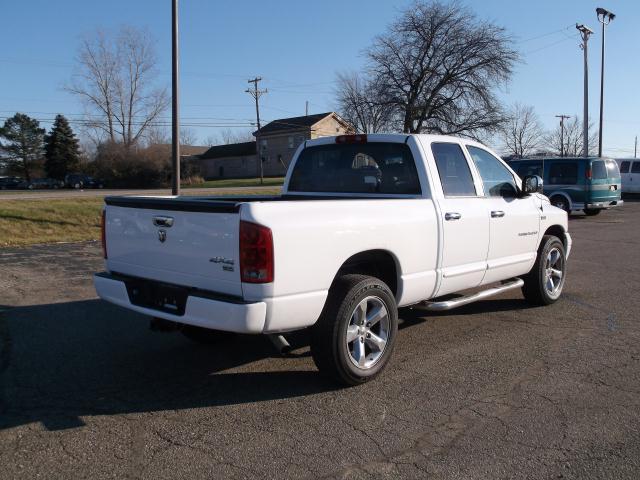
[616,159,640,194]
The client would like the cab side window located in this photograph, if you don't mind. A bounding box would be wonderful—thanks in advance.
[619,161,630,174]
[431,143,477,197]
[466,146,518,198]
[632,162,640,174]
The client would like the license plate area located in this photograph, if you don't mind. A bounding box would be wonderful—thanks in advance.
[125,278,188,316]
[610,185,617,191]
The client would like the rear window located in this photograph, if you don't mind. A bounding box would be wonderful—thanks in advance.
[606,160,620,178]
[591,160,607,180]
[288,143,421,194]
[633,162,640,174]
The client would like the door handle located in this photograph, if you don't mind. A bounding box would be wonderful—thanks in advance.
[491,210,505,218]
[445,212,461,221]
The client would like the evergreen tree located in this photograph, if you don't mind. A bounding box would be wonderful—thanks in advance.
[0,113,46,181]
[44,114,81,180]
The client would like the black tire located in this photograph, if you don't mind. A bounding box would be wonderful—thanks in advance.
[311,274,398,386]
[181,325,234,344]
[583,208,601,216]
[522,235,567,306]
[550,195,570,213]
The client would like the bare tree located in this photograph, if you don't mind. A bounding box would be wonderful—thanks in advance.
[545,116,598,157]
[499,103,545,157]
[335,72,395,133]
[206,128,254,146]
[67,26,169,148]
[364,1,518,136]
[179,127,199,146]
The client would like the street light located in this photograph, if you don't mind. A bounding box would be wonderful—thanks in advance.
[596,7,615,158]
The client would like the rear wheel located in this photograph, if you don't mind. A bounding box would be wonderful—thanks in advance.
[550,195,570,213]
[311,274,398,386]
[583,208,601,216]
[522,235,567,306]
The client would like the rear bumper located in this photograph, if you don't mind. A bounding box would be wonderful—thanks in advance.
[586,200,624,209]
[94,272,266,334]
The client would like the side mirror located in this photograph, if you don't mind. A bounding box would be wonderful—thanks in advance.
[522,175,543,195]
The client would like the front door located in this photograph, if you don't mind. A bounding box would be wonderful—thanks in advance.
[429,142,490,296]
[465,145,540,284]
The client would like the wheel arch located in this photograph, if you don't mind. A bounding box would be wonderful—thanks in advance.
[548,191,573,211]
[332,249,400,298]
[542,224,569,251]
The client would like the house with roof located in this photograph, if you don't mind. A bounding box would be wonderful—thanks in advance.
[198,112,353,179]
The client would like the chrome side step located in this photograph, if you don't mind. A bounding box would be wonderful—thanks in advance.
[421,278,524,312]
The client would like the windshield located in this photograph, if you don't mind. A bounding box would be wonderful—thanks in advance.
[288,142,421,194]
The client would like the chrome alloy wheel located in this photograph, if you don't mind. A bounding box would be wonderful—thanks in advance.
[345,296,390,370]
[544,247,565,297]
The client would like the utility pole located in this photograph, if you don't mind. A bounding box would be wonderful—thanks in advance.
[556,115,571,157]
[576,24,593,157]
[246,77,267,184]
[596,7,616,158]
[305,101,309,116]
[635,135,637,158]
[171,0,180,195]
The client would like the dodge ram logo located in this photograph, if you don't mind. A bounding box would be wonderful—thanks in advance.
[158,229,167,243]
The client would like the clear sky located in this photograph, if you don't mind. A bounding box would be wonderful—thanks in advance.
[1,0,638,157]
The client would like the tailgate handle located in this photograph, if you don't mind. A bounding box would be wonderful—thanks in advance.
[153,216,174,228]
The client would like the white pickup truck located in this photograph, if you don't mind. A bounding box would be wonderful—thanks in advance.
[95,134,571,385]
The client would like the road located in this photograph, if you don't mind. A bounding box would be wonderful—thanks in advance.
[0,203,639,479]
[0,185,278,200]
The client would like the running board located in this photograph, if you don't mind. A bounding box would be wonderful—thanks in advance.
[421,278,524,312]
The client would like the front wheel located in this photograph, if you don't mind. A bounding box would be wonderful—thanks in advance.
[583,208,601,216]
[522,235,567,306]
[311,274,398,386]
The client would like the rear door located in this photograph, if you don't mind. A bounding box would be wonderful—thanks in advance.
[589,159,621,204]
[465,145,540,284]
[105,198,243,296]
[428,141,489,296]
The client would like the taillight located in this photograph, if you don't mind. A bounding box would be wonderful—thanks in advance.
[101,209,107,259]
[239,221,273,283]
[335,134,367,144]
[585,168,592,179]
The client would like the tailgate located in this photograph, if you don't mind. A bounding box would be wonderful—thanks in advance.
[104,197,243,296]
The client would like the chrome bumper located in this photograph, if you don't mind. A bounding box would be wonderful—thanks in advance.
[94,273,266,333]
[586,200,624,209]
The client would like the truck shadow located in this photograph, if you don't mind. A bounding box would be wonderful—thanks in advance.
[0,300,337,432]
[0,296,534,432]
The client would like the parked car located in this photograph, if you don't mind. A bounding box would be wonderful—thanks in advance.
[95,134,571,385]
[0,176,23,190]
[508,157,623,215]
[64,174,105,189]
[19,178,64,189]
[615,158,640,194]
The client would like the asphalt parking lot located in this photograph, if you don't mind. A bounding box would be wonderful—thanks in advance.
[1,201,639,479]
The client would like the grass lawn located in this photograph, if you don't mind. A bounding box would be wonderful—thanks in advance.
[0,189,281,247]
[183,177,284,189]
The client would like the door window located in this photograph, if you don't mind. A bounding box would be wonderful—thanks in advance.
[620,161,630,173]
[632,162,640,173]
[431,143,477,197]
[466,146,518,198]
[548,162,578,185]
